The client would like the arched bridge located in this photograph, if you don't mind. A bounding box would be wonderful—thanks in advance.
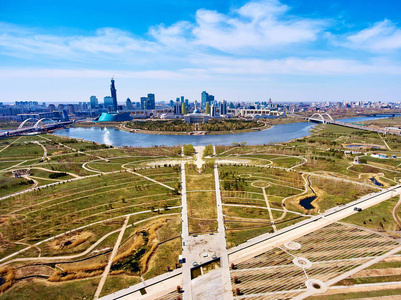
[308,113,334,123]
[18,118,56,129]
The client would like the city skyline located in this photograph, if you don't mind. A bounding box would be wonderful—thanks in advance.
[1,0,401,102]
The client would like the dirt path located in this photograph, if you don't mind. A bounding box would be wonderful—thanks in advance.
[379,133,392,151]
[0,136,22,153]
[93,215,130,299]
[392,194,401,229]
[30,166,81,178]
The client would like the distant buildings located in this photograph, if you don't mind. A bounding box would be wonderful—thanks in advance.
[110,78,118,112]
[90,96,98,109]
[220,100,227,115]
[201,91,215,109]
[126,98,133,110]
[140,94,156,110]
[104,96,114,111]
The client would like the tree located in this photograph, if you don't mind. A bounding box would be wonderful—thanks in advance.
[183,144,195,156]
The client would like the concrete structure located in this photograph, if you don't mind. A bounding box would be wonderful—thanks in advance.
[94,112,132,122]
[184,102,210,124]
[227,108,284,118]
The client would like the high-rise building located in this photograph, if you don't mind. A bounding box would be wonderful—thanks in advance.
[182,102,187,115]
[205,102,211,115]
[180,96,184,103]
[140,97,148,110]
[147,94,155,109]
[211,104,217,117]
[110,78,118,112]
[126,98,133,110]
[104,96,114,111]
[48,104,56,112]
[174,100,182,115]
[220,100,227,115]
[90,96,98,109]
[201,91,208,109]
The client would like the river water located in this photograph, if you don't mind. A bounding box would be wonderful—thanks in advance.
[53,116,387,147]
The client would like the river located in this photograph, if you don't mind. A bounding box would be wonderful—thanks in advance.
[53,116,387,147]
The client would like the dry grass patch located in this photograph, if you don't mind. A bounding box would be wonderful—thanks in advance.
[0,267,16,294]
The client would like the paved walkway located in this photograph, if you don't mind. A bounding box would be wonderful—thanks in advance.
[94,215,130,299]
[214,164,234,300]
[194,146,205,170]
[262,187,277,232]
[180,162,192,300]
[128,170,175,191]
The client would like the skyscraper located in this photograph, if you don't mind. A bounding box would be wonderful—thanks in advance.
[110,78,118,112]
[90,96,98,109]
[147,93,155,109]
[140,97,148,110]
[220,100,227,115]
[174,100,182,115]
[104,96,114,111]
[126,98,133,110]
[201,91,208,109]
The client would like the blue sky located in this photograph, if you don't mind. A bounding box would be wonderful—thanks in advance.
[1,0,401,103]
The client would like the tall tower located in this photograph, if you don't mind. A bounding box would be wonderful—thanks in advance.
[110,78,118,112]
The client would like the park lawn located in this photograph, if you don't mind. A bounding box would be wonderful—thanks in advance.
[342,196,400,232]
[0,171,180,250]
[100,275,140,298]
[143,237,182,280]
[270,156,303,168]
[0,141,44,159]
[0,173,35,198]
[186,166,217,233]
[0,161,26,172]
[310,176,377,212]
[0,277,100,300]
[225,226,272,248]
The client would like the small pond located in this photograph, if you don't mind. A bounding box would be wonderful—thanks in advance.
[299,196,316,210]
[370,177,383,187]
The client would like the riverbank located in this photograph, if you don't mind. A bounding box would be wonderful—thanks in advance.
[75,121,272,136]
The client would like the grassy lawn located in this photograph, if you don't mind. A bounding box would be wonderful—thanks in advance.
[186,166,217,233]
[0,277,100,300]
[342,196,400,232]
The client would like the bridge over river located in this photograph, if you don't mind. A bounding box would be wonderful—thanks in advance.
[308,113,399,135]
[0,119,73,138]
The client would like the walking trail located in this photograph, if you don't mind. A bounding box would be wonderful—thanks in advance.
[94,215,130,299]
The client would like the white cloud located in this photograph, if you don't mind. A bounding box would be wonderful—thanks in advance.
[0,68,188,80]
[0,23,156,62]
[345,19,401,51]
[152,0,325,54]
[198,56,401,75]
